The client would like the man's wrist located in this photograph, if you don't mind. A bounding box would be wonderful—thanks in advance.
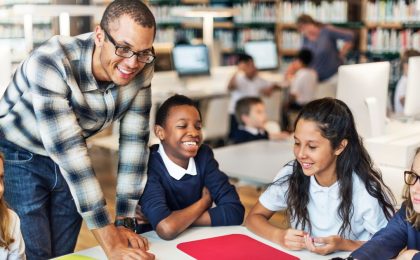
[114,217,138,233]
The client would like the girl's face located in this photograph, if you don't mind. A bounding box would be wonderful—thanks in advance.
[155,105,203,169]
[410,152,420,213]
[293,119,346,186]
[0,159,4,198]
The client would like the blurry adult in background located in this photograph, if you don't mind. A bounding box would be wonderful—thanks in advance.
[394,49,420,114]
[285,14,354,97]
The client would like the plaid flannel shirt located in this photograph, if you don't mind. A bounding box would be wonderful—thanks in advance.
[0,33,153,229]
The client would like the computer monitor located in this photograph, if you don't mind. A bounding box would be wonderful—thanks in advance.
[244,40,279,70]
[337,62,390,138]
[404,56,420,117]
[172,44,210,77]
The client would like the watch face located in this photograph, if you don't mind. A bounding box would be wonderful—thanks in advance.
[123,218,136,230]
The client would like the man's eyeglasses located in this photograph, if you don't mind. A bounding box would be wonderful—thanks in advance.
[404,170,420,185]
[103,29,155,64]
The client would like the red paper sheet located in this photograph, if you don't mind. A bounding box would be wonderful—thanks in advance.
[177,234,299,260]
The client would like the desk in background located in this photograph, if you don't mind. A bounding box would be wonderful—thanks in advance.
[213,140,295,185]
[65,226,349,260]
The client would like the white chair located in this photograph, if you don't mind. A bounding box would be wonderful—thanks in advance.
[0,48,12,99]
[201,95,230,142]
[261,89,282,125]
[314,74,338,99]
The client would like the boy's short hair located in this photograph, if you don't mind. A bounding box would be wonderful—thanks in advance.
[237,53,253,65]
[155,94,201,127]
[297,49,313,66]
[235,97,263,125]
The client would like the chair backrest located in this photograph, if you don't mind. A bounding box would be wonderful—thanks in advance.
[201,95,230,141]
[0,48,12,99]
[261,89,282,124]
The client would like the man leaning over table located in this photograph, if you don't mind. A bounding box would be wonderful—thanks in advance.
[0,0,156,259]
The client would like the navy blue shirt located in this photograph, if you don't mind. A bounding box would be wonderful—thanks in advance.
[351,205,420,260]
[302,26,354,81]
[231,128,269,144]
[140,144,244,230]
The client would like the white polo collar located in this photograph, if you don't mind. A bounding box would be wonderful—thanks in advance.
[239,125,266,135]
[310,175,340,199]
[158,143,197,181]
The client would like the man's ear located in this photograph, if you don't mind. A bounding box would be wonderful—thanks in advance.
[154,125,165,140]
[94,25,105,47]
[240,114,249,126]
[335,139,348,156]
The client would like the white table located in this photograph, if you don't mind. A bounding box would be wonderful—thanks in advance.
[213,140,295,185]
[67,226,349,260]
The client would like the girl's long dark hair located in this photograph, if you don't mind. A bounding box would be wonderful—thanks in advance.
[281,98,395,237]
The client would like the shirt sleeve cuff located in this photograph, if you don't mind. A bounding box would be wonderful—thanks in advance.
[81,205,112,230]
[116,198,139,218]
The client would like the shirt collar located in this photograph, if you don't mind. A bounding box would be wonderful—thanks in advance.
[239,125,266,135]
[310,175,339,198]
[158,143,197,180]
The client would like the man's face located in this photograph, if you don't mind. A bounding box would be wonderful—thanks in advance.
[94,15,155,86]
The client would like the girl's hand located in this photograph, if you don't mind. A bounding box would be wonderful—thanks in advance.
[396,250,420,260]
[279,228,307,250]
[304,234,342,255]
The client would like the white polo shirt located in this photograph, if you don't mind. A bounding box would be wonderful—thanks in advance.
[259,164,388,240]
[158,144,197,181]
[290,68,318,105]
[228,72,273,114]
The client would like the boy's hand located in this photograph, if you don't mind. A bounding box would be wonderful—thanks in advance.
[201,187,212,209]
[135,205,149,224]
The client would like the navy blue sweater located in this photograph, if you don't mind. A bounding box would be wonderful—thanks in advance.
[351,205,420,260]
[231,128,269,144]
[139,144,244,230]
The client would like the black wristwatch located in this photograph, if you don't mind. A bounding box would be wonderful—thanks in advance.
[114,218,138,233]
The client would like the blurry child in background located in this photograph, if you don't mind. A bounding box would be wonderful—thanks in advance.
[245,98,395,255]
[282,49,318,132]
[351,147,420,260]
[139,95,244,240]
[227,53,278,138]
[0,153,25,260]
[232,97,289,144]
[394,49,420,114]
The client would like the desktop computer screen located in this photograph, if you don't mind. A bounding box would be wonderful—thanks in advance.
[172,44,210,77]
[244,40,279,70]
[337,62,390,138]
[404,56,420,117]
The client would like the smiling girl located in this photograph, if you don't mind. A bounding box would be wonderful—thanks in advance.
[245,98,395,255]
[139,95,244,240]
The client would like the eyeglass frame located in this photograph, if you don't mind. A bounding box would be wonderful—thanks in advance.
[103,28,155,64]
[404,170,420,185]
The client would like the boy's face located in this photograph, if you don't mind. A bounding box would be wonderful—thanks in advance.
[242,103,267,130]
[155,105,203,168]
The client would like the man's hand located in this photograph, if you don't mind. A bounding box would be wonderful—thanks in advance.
[117,226,149,250]
[92,224,154,260]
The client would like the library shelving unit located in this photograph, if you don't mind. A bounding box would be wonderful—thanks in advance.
[360,0,420,88]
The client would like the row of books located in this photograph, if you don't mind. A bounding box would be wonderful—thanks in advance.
[149,5,203,24]
[281,0,348,23]
[233,3,278,24]
[0,0,50,4]
[155,28,197,44]
[365,0,420,23]
[368,29,420,53]
[281,30,302,50]
[236,29,274,49]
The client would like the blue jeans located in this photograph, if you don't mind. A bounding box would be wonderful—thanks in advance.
[0,139,82,260]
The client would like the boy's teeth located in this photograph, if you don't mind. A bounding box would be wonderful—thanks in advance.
[183,141,196,146]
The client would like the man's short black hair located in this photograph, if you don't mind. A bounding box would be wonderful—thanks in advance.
[100,0,156,36]
[237,53,254,64]
[297,49,313,66]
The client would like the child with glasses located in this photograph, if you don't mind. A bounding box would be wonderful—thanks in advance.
[351,147,420,260]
